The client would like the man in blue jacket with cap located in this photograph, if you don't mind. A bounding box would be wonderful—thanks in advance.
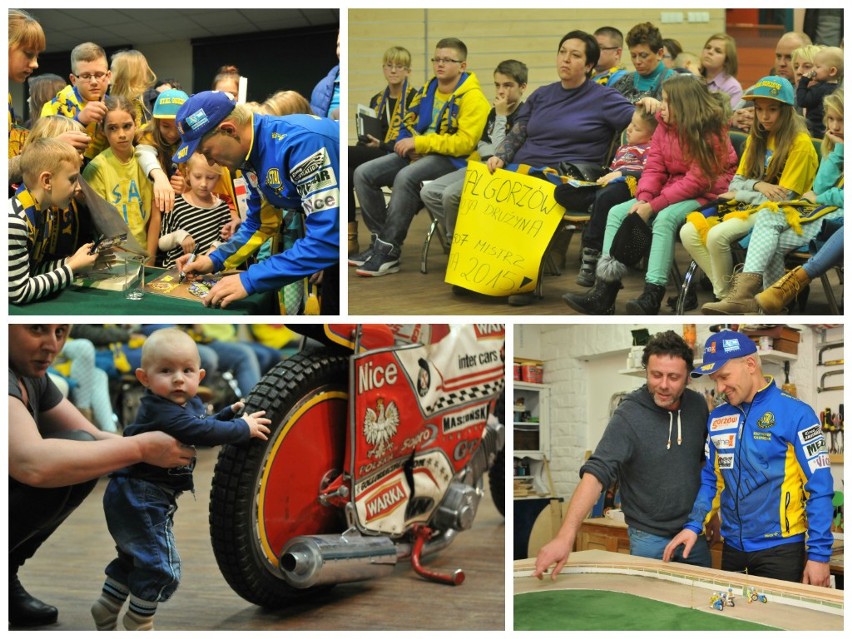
[663,329,834,587]
[173,91,339,312]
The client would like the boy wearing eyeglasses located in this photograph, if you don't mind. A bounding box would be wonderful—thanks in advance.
[351,37,490,277]
[41,42,111,162]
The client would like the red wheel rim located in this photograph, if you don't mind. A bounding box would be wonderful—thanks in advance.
[255,389,348,568]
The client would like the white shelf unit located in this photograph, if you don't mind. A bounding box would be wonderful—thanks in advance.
[513,381,550,458]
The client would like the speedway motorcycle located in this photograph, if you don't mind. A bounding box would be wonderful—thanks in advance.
[208,324,506,608]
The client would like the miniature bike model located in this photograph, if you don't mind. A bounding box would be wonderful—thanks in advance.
[208,324,506,608]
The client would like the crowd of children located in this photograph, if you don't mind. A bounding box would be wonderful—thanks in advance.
[350,20,843,315]
[8,8,338,313]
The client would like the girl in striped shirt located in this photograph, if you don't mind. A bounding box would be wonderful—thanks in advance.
[158,153,238,268]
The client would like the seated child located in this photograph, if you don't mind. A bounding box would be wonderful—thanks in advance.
[681,75,817,310]
[90,327,271,631]
[797,46,843,138]
[792,44,822,87]
[554,103,658,286]
[704,88,843,314]
[674,52,701,76]
[8,138,101,304]
[83,95,157,263]
[158,153,238,268]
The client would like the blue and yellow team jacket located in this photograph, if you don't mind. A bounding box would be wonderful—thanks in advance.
[397,72,490,166]
[684,378,834,563]
[40,84,107,161]
[208,113,339,295]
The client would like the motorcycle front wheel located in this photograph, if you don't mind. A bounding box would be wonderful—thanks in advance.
[209,349,349,608]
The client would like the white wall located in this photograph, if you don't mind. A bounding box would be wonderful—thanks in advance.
[515,324,844,498]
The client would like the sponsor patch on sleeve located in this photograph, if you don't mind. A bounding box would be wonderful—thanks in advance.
[302,188,339,215]
[797,424,822,445]
[290,148,330,183]
[710,414,739,431]
[803,436,827,459]
[711,433,737,450]
[807,452,831,473]
[717,453,734,470]
[295,167,338,198]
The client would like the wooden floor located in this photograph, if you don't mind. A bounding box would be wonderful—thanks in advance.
[347,211,842,316]
[18,448,505,631]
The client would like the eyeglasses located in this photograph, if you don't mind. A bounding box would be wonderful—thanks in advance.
[431,57,462,65]
[74,72,108,81]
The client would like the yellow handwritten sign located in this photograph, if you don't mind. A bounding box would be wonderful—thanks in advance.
[445,162,565,295]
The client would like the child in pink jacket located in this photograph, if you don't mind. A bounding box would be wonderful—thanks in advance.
[564,74,737,315]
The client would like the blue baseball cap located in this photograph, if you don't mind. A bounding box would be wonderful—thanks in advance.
[172,91,237,163]
[690,330,758,378]
[742,75,795,106]
[153,89,188,119]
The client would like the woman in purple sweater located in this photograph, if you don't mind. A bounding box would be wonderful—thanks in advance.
[486,30,635,172]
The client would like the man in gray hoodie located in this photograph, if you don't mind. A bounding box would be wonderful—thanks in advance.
[533,330,711,580]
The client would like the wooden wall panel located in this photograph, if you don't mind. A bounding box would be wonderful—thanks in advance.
[347,8,727,144]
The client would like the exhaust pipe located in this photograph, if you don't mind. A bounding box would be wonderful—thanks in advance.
[279,533,397,588]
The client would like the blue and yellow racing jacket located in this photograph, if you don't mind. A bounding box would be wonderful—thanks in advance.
[40,84,107,161]
[208,113,339,296]
[684,378,834,563]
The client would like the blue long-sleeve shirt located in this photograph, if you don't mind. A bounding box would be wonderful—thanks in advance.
[119,391,250,492]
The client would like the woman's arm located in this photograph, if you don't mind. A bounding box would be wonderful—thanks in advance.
[9,396,193,488]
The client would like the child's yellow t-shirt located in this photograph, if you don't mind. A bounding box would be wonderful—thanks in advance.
[82,147,153,249]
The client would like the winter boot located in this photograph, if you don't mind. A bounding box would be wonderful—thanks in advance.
[562,279,623,314]
[701,271,763,315]
[754,266,812,314]
[625,282,667,315]
[348,221,360,256]
[666,286,697,312]
[576,247,600,287]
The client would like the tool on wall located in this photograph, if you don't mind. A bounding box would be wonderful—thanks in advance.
[818,341,843,366]
[781,361,797,397]
[818,369,844,393]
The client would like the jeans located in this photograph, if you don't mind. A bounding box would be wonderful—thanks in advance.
[353,152,458,249]
[627,526,712,567]
[349,145,388,221]
[804,224,844,278]
[206,341,261,397]
[104,475,181,602]
[419,167,466,238]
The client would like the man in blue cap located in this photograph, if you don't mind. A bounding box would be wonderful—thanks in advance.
[663,329,834,587]
[172,91,339,312]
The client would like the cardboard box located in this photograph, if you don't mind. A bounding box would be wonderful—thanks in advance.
[748,337,798,355]
[742,325,801,343]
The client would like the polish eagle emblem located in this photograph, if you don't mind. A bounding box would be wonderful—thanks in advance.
[364,397,399,459]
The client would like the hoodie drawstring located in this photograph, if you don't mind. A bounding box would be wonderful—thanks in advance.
[666,409,683,450]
